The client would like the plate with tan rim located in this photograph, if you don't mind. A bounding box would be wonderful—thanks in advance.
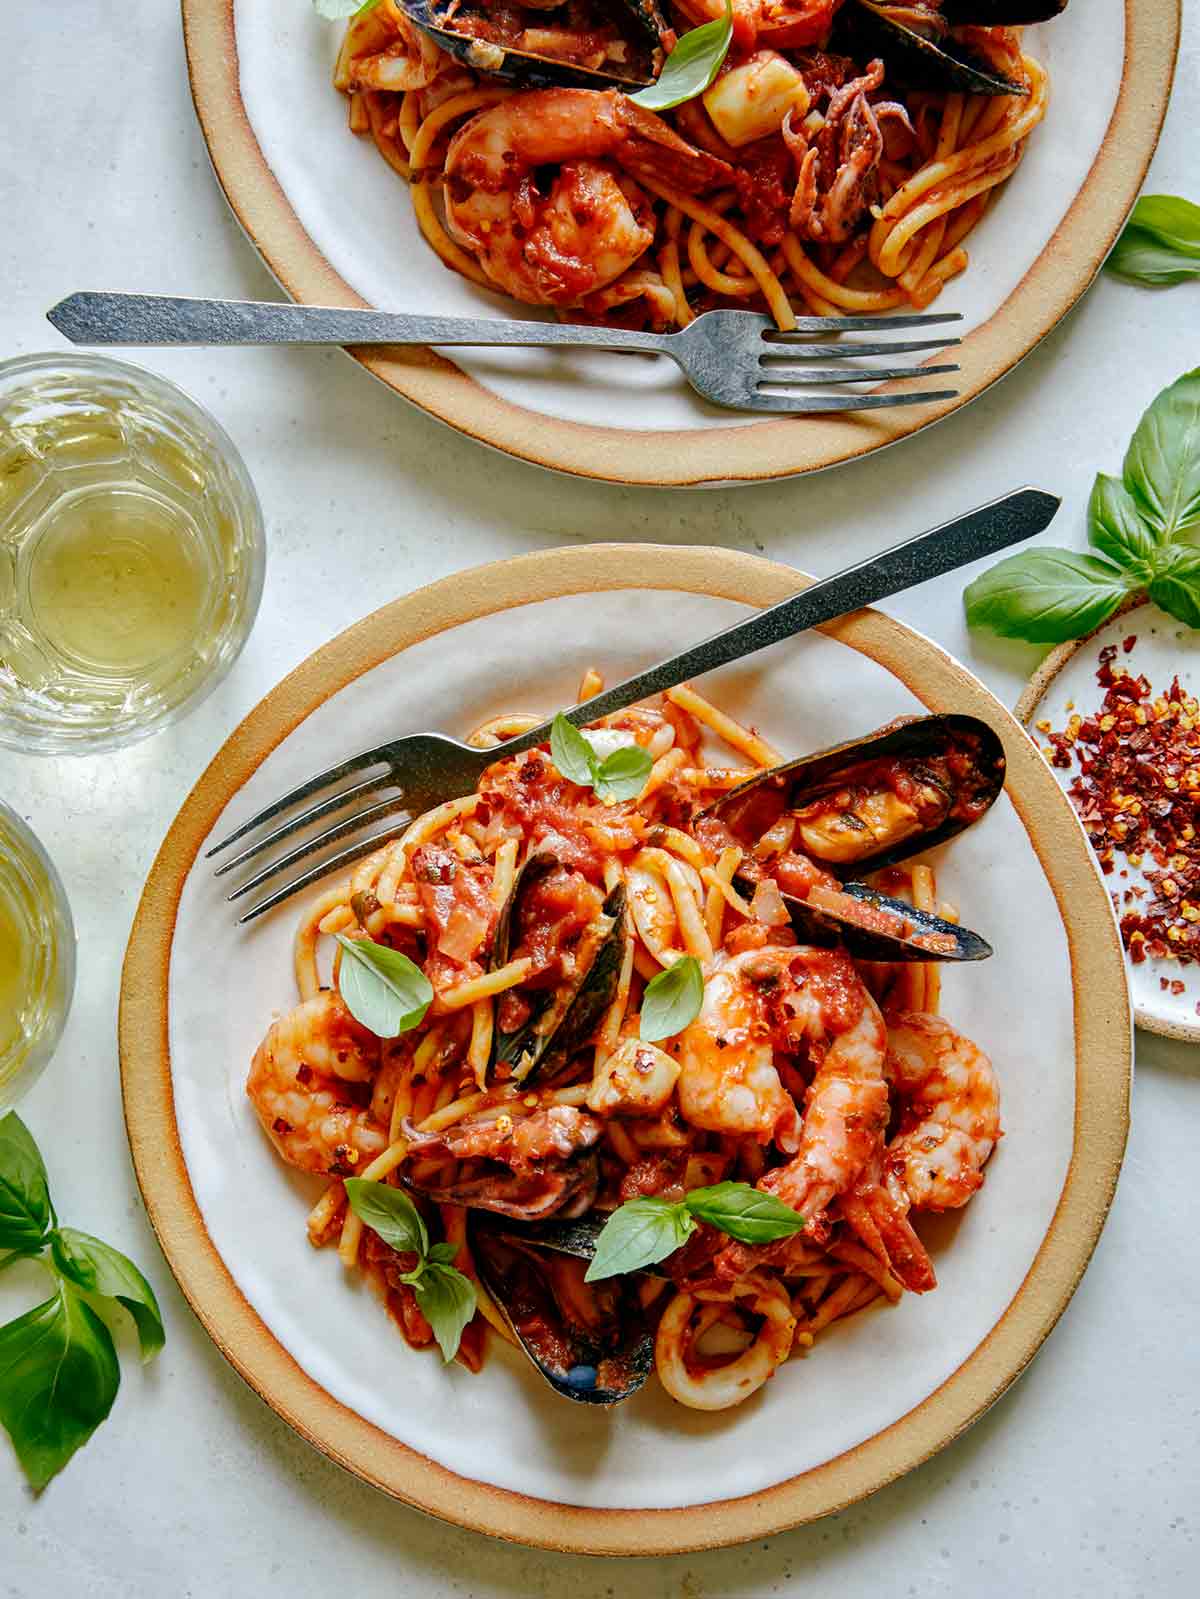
[1017,595,1200,1044]
[179,0,1179,487]
[120,544,1130,1553]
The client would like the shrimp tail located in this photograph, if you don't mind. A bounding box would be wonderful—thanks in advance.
[614,97,734,192]
[840,1185,937,1295]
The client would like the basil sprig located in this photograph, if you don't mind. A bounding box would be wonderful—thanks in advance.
[344,1180,476,1361]
[334,934,433,1038]
[549,713,653,803]
[630,1,733,112]
[639,955,704,1042]
[312,0,380,19]
[1105,195,1200,288]
[585,1180,806,1282]
[0,1113,164,1490]
[965,369,1200,644]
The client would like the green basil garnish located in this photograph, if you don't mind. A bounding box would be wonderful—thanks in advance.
[334,934,433,1038]
[629,1,733,112]
[639,955,705,1042]
[0,1112,164,1490]
[965,368,1200,642]
[682,1181,809,1244]
[343,1179,477,1361]
[1106,195,1200,287]
[585,1180,806,1282]
[548,712,653,804]
[584,1196,696,1283]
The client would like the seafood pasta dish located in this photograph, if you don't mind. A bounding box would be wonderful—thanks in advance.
[330,1,1066,329]
[247,677,1005,1411]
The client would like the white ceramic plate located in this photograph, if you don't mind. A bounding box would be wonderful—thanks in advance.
[1018,598,1200,1042]
[121,546,1130,1552]
[181,1,1179,484]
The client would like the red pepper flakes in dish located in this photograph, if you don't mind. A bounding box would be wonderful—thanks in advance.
[1038,640,1200,966]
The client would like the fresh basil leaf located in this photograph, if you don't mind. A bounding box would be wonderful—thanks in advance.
[592,744,653,803]
[312,0,380,20]
[1123,368,1200,541]
[629,0,732,111]
[425,1241,460,1266]
[334,934,432,1038]
[1106,195,1200,286]
[50,1229,165,1362]
[0,1112,53,1255]
[963,549,1136,644]
[411,1262,477,1362]
[584,1196,694,1282]
[1148,546,1200,629]
[684,1181,807,1243]
[1087,473,1160,575]
[344,1178,429,1258]
[549,713,597,787]
[0,1282,120,1491]
[1107,227,1200,288]
[639,955,705,1043]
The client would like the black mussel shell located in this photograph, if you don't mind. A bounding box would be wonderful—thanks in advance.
[705,714,1005,878]
[399,0,668,92]
[757,876,993,963]
[837,1,1029,94]
[491,854,628,1085]
[473,1228,654,1404]
[940,1,1067,21]
[485,1211,609,1260]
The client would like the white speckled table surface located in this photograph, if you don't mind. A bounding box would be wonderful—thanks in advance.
[1,6,1198,1595]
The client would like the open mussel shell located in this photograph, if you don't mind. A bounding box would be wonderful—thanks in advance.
[705,714,1006,879]
[491,854,628,1085]
[760,877,993,963]
[837,0,1030,94]
[472,1226,654,1404]
[399,0,667,91]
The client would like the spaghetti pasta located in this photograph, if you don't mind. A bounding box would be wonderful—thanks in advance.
[246,671,1001,1411]
[333,5,1051,333]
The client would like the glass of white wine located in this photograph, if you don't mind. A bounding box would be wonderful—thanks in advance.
[0,801,75,1110]
[0,353,265,753]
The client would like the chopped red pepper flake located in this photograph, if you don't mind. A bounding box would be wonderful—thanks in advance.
[1045,639,1200,966]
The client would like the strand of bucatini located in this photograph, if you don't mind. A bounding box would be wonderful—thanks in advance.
[246,670,1001,1410]
[332,3,1048,329]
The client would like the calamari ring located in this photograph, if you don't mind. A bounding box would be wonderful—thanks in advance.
[654,1278,796,1411]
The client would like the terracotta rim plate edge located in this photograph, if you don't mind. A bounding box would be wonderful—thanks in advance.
[120,544,1131,1553]
[1015,594,1197,1042]
[180,1,1179,488]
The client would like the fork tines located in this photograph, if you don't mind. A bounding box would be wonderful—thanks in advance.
[755,313,961,408]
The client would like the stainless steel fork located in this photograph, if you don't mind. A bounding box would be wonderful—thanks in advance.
[47,293,962,415]
[205,487,1059,922]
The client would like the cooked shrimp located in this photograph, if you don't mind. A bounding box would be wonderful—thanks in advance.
[246,991,387,1177]
[676,946,803,1143]
[443,88,731,306]
[884,1012,1001,1211]
[756,948,889,1223]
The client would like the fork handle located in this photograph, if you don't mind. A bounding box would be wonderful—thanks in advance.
[46,292,671,355]
[496,487,1061,755]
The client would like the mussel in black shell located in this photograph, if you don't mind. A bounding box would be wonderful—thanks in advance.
[491,853,628,1085]
[399,0,672,92]
[473,1223,654,1403]
[837,0,1068,96]
[706,714,1003,963]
